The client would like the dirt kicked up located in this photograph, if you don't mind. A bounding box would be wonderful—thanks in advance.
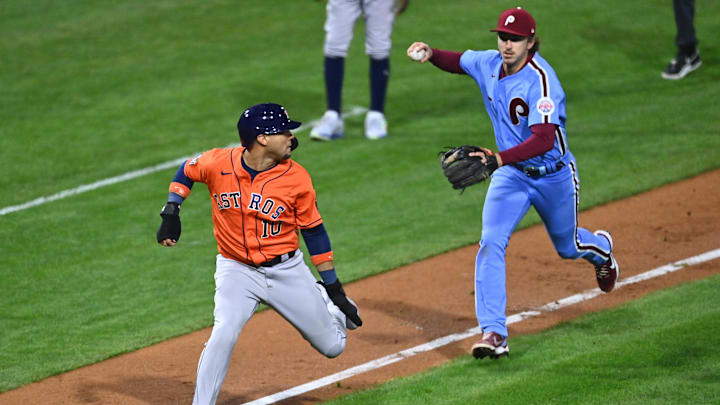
[2,169,719,405]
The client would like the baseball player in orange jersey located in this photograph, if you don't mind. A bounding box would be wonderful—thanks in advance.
[156,103,362,405]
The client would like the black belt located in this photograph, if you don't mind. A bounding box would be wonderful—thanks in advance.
[513,161,565,178]
[258,250,296,267]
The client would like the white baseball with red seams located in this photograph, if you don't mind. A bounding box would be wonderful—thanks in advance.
[411,49,426,61]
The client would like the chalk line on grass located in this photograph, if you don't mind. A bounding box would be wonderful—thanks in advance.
[0,107,367,216]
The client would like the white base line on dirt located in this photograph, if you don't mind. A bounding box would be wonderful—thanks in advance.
[0,107,367,217]
[244,248,720,405]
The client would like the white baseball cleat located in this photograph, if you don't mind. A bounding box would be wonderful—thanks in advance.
[310,110,344,141]
[364,110,387,140]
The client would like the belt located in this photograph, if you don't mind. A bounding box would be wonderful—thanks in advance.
[258,250,296,267]
[239,250,296,268]
[513,161,565,179]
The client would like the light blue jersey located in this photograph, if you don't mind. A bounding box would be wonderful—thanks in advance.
[454,49,617,339]
[460,50,570,169]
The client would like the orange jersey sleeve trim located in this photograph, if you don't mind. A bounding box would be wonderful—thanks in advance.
[311,251,334,266]
[169,182,191,199]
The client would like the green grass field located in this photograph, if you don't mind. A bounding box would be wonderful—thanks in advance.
[1,0,719,396]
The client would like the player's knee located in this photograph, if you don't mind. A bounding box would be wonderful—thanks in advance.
[313,331,346,358]
[207,328,240,350]
[324,46,349,58]
[320,340,345,358]
[479,234,509,251]
[365,33,391,59]
[324,33,352,58]
[208,319,243,347]
[365,45,391,59]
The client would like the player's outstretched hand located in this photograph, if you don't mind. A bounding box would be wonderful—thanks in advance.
[157,202,181,246]
[407,42,432,63]
[324,280,363,329]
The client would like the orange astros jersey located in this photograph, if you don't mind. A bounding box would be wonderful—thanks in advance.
[177,147,322,266]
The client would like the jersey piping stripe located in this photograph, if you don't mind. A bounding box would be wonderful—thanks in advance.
[299,217,323,229]
[254,161,295,263]
[555,126,567,156]
[528,59,550,124]
[230,148,251,262]
[569,161,611,260]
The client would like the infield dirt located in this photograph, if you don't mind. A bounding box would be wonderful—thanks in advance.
[2,170,719,405]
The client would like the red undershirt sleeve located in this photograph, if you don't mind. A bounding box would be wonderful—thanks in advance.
[429,49,465,74]
[497,123,557,165]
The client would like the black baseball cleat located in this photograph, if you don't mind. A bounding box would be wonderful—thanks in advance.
[662,50,702,80]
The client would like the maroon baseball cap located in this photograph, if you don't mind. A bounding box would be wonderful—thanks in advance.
[490,7,536,37]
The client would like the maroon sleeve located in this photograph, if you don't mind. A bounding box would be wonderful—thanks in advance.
[429,49,465,74]
[497,124,556,165]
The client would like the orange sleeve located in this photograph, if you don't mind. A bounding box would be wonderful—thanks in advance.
[183,149,227,183]
[294,170,323,229]
[183,153,206,183]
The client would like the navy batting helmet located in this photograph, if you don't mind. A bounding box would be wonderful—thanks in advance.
[237,103,302,146]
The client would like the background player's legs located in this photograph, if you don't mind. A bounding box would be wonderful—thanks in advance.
[362,0,394,60]
[476,168,531,337]
[265,252,346,358]
[312,0,362,140]
[674,0,697,54]
[663,0,700,80]
[363,0,393,113]
[322,0,362,113]
[193,256,263,405]
[363,0,394,139]
[531,163,611,266]
[324,57,345,114]
[368,57,389,114]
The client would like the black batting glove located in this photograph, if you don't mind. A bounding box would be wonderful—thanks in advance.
[156,202,181,243]
[324,279,363,328]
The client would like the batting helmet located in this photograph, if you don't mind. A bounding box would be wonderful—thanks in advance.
[237,103,302,146]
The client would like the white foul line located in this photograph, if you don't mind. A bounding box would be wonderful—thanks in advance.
[243,248,720,405]
[0,107,367,217]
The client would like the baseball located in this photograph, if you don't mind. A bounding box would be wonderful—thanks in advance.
[411,48,426,61]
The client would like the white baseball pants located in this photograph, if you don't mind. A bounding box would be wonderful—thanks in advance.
[323,0,396,59]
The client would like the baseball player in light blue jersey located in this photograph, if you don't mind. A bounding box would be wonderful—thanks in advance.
[407,7,619,360]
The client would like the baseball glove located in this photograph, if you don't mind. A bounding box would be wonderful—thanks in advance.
[440,145,498,190]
